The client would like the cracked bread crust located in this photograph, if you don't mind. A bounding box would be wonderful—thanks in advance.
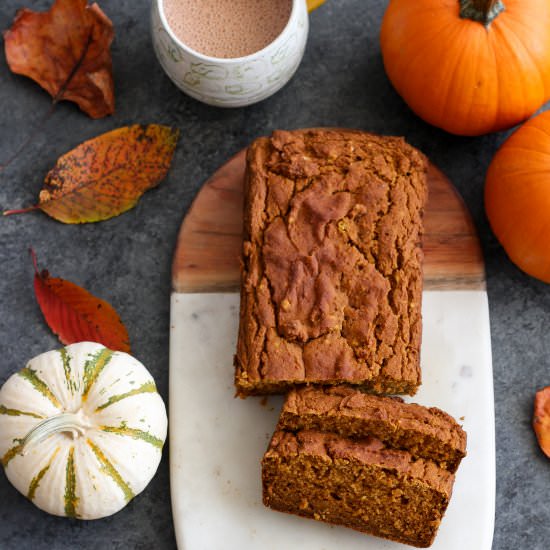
[235,129,428,397]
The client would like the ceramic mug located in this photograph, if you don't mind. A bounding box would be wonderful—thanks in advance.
[151,0,309,108]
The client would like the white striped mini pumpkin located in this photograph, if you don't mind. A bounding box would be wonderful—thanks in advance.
[0,342,167,519]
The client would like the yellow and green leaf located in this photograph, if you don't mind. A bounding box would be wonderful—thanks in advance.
[4,124,180,224]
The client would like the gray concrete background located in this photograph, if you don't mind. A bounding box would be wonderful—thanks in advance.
[0,0,548,548]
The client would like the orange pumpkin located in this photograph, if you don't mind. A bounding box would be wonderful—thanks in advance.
[485,110,550,283]
[381,0,550,136]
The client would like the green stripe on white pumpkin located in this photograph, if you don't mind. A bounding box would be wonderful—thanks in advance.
[0,405,44,419]
[82,348,114,400]
[28,447,60,501]
[87,439,134,502]
[64,447,79,517]
[1,441,24,467]
[0,342,167,520]
[18,367,61,408]
[101,424,164,449]
[59,348,79,394]
[95,381,157,412]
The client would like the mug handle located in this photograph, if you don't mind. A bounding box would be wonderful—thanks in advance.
[307,0,326,12]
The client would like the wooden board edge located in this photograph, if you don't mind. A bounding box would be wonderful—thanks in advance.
[173,138,486,293]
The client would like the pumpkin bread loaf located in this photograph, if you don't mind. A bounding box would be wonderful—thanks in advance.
[235,129,428,397]
[262,387,466,548]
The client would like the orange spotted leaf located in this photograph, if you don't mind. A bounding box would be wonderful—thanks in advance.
[4,124,180,223]
[4,0,115,118]
[534,386,550,459]
[31,249,130,352]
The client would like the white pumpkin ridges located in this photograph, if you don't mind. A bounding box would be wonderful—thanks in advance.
[100,424,164,449]
[0,343,168,520]
[86,439,135,502]
[27,446,60,501]
[82,348,114,400]
[18,367,61,408]
[0,405,45,419]
[95,381,157,412]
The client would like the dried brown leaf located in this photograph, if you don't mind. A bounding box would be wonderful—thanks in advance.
[4,0,114,118]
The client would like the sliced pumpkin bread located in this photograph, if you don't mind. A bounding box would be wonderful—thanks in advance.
[262,387,466,548]
[280,385,466,472]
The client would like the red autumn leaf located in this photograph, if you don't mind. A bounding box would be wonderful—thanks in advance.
[31,249,130,352]
[533,386,550,459]
[4,0,114,118]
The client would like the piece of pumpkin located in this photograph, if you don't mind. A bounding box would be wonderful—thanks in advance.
[485,110,550,283]
[307,0,326,11]
[0,342,167,519]
[380,0,550,136]
[534,386,550,458]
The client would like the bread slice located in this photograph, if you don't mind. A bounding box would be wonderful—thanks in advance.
[262,387,466,547]
[281,385,466,472]
[235,129,428,397]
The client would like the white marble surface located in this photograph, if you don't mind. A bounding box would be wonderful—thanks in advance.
[169,291,495,550]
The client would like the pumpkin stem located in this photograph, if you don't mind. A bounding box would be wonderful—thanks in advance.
[19,410,91,454]
[459,0,505,26]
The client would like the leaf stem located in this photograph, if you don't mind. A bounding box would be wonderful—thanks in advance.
[3,205,40,217]
[0,30,94,173]
[0,103,57,173]
[29,247,39,275]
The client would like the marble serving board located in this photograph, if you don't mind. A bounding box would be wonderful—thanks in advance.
[170,291,494,550]
[169,136,495,549]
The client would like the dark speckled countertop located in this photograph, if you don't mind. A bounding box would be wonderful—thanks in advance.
[0,1,549,548]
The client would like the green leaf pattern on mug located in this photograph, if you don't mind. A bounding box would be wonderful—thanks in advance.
[271,34,297,65]
[225,82,263,96]
[190,63,228,80]
[232,60,267,81]
[182,72,201,88]
[156,27,184,63]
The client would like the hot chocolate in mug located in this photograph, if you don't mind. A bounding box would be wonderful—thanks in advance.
[151,0,309,107]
